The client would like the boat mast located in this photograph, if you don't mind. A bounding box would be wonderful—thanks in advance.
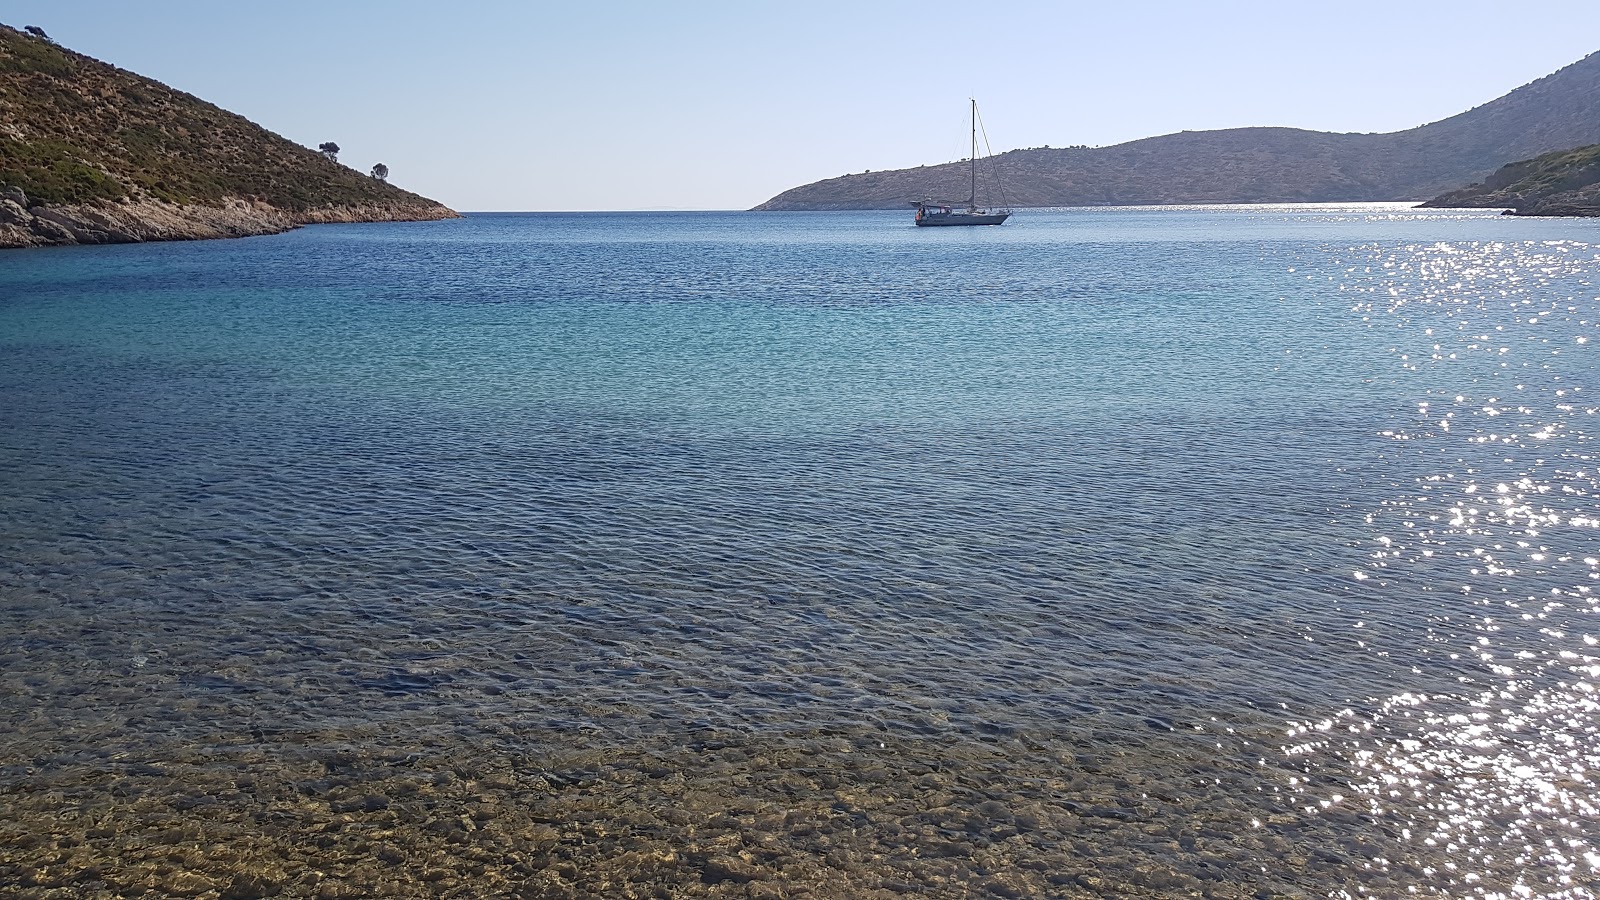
[968,98,977,210]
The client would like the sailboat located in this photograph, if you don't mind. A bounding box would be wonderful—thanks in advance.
[913,99,1011,227]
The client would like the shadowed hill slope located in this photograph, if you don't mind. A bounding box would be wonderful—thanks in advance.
[0,24,457,247]
[1423,143,1600,216]
[755,51,1600,210]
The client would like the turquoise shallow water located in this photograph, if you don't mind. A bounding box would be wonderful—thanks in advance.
[2,205,1598,897]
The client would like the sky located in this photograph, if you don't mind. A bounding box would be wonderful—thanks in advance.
[3,1,1599,211]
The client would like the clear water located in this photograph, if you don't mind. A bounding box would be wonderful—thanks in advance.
[1,205,1597,898]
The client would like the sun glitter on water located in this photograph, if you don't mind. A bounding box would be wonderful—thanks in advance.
[1289,238,1600,898]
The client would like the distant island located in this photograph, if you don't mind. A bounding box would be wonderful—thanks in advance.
[0,24,457,249]
[755,51,1600,211]
[1422,143,1600,217]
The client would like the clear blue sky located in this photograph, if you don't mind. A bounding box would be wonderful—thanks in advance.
[4,1,1599,211]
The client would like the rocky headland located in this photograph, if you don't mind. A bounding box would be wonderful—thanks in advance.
[1421,143,1600,217]
[0,24,457,249]
[755,51,1600,210]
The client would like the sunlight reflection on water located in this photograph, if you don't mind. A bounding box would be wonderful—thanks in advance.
[1290,238,1600,898]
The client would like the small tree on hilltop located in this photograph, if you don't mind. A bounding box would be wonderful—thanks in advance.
[24,26,52,42]
[370,163,389,182]
[318,142,340,162]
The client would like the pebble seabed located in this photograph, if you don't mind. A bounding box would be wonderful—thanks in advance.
[1,717,1380,899]
[0,581,1407,899]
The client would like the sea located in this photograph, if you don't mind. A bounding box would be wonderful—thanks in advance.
[1,204,1597,898]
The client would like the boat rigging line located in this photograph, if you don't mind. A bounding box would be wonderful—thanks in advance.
[974,101,1011,211]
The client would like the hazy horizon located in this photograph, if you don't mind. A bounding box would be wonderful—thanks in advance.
[2,0,1599,212]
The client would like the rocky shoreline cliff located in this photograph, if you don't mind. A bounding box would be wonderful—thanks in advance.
[0,24,458,249]
[1420,144,1600,217]
[0,188,457,249]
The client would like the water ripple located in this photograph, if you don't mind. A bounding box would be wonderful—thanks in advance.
[0,208,1595,897]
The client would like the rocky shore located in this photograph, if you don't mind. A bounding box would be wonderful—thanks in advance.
[1421,184,1600,217]
[1509,191,1600,216]
[0,186,459,249]
[1419,143,1600,217]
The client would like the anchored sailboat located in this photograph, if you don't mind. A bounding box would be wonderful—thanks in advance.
[914,99,1011,227]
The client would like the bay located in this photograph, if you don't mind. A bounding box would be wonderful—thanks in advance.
[1,205,1596,897]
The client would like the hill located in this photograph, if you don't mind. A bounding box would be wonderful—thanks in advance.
[1422,143,1600,216]
[0,24,457,248]
[754,51,1600,210]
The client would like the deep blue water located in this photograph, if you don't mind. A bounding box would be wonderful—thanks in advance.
[2,206,1598,897]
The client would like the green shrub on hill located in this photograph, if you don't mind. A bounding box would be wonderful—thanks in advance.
[0,28,71,76]
[0,137,125,204]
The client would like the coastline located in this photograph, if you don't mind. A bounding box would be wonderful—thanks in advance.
[1418,193,1600,217]
[0,191,460,249]
[1417,144,1600,217]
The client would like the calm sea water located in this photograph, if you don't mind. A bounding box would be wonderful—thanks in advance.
[2,205,1598,898]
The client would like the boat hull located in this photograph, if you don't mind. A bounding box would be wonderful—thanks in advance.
[915,212,1010,227]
